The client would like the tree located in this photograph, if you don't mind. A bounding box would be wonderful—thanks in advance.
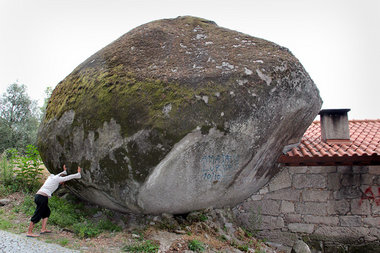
[0,83,40,152]
[40,86,53,121]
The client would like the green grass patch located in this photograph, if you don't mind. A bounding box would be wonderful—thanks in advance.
[73,221,101,238]
[0,217,13,230]
[122,240,159,253]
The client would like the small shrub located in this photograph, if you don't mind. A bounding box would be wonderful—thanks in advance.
[188,239,205,252]
[4,146,43,193]
[122,240,159,252]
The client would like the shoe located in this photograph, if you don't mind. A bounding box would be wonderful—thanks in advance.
[40,230,52,234]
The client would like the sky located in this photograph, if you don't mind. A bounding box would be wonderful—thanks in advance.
[0,0,379,120]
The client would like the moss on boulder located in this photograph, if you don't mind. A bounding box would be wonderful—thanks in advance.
[38,16,322,214]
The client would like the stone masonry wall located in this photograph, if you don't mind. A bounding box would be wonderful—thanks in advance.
[234,165,380,249]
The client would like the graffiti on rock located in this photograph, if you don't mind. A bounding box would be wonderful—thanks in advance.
[201,154,239,182]
[359,186,380,206]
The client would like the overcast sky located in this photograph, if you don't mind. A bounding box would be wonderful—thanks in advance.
[1,0,379,119]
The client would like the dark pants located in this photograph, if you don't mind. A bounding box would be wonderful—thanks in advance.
[31,194,50,224]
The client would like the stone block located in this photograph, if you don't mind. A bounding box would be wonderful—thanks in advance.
[303,215,339,225]
[288,223,314,233]
[259,186,269,195]
[288,166,308,174]
[257,230,298,247]
[243,199,281,216]
[333,186,361,200]
[351,199,371,215]
[363,217,380,228]
[327,200,350,215]
[268,169,291,192]
[307,166,336,174]
[337,166,353,174]
[340,216,362,227]
[293,174,326,189]
[369,228,380,240]
[327,173,341,191]
[281,200,295,213]
[302,190,330,202]
[314,226,370,242]
[373,176,380,185]
[263,188,301,201]
[285,214,302,223]
[369,166,380,175]
[295,202,327,215]
[261,215,285,229]
[341,174,361,186]
[372,201,380,215]
[361,174,374,185]
[250,194,263,201]
[352,166,369,174]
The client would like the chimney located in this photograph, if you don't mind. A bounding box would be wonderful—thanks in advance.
[319,109,351,144]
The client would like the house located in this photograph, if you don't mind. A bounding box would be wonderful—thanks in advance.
[234,109,380,252]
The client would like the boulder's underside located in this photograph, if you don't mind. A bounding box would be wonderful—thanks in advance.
[38,16,322,214]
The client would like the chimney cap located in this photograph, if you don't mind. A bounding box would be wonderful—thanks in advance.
[319,109,351,115]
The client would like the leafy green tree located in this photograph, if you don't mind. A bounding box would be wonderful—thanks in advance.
[40,86,53,120]
[0,83,40,152]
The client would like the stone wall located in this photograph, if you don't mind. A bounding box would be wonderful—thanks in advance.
[234,165,380,250]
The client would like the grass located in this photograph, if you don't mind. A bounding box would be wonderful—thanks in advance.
[122,240,159,253]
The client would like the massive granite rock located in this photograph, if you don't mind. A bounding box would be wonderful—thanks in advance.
[38,16,322,214]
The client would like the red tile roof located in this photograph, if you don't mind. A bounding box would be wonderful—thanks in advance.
[279,120,380,166]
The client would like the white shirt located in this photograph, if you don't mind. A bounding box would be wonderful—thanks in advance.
[37,170,81,197]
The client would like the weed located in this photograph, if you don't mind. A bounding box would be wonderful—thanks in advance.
[242,227,253,237]
[199,214,208,222]
[237,244,249,252]
[188,239,205,252]
[97,219,122,232]
[73,221,101,238]
[219,235,228,241]
[58,238,69,246]
[13,194,34,216]
[122,240,159,252]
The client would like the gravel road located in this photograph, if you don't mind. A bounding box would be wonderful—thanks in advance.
[0,230,79,253]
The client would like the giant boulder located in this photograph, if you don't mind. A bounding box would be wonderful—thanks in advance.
[38,16,322,214]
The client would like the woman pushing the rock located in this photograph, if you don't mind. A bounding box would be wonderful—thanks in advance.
[26,164,81,237]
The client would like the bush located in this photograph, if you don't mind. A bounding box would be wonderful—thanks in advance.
[1,145,43,193]
[12,145,43,192]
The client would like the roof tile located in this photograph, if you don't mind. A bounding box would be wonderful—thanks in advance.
[284,120,380,158]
